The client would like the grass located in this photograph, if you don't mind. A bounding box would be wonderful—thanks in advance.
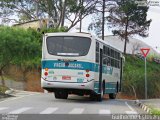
[123,55,160,99]
[150,108,160,116]
[0,85,9,94]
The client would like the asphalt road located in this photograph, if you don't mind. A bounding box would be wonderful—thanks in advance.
[0,91,147,120]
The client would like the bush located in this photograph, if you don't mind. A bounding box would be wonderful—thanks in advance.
[0,26,42,86]
[0,85,9,94]
[151,108,160,116]
[0,26,67,88]
[122,55,160,99]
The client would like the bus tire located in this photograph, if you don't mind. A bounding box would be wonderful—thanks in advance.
[54,91,68,99]
[109,93,116,99]
[96,82,105,101]
[62,92,68,99]
[89,93,96,101]
[54,92,61,99]
[116,82,119,93]
[96,94,102,101]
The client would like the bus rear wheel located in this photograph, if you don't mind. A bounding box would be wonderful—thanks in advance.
[96,94,102,101]
[109,93,116,99]
[54,91,68,99]
[96,82,105,101]
[90,92,103,101]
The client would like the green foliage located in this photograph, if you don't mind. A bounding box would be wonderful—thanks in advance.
[0,0,36,23]
[40,27,68,34]
[109,1,151,54]
[89,0,151,54]
[0,26,68,84]
[123,55,160,98]
[150,108,160,116]
[67,0,85,13]
[0,26,41,69]
[0,0,97,30]
[0,85,9,93]
[0,26,42,85]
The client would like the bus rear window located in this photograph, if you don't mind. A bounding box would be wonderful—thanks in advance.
[46,36,91,56]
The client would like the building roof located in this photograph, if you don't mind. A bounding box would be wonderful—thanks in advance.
[13,19,39,26]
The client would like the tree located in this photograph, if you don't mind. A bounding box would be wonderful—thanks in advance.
[0,0,37,23]
[0,26,41,86]
[0,26,70,88]
[0,0,98,31]
[132,42,142,55]
[88,0,118,38]
[13,28,41,90]
[0,26,20,86]
[108,0,151,54]
[32,0,99,30]
[89,0,152,54]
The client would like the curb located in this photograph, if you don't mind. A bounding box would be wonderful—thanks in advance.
[5,88,15,95]
[134,100,151,113]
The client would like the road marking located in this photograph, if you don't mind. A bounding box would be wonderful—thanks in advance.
[40,107,58,114]
[125,111,138,114]
[0,94,37,104]
[125,102,137,114]
[9,107,32,114]
[125,102,135,111]
[0,107,8,111]
[69,108,84,114]
[99,109,111,114]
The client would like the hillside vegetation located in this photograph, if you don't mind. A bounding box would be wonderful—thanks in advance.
[0,26,66,89]
[123,55,160,99]
[0,26,160,99]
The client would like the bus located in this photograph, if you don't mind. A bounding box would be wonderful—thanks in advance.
[41,32,124,101]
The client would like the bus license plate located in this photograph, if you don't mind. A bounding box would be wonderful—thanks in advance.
[62,76,71,80]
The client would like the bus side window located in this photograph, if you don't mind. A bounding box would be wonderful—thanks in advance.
[111,58,114,66]
[107,57,111,66]
[96,42,99,63]
[103,46,107,65]
[107,47,110,56]
[118,53,120,60]
[117,60,120,68]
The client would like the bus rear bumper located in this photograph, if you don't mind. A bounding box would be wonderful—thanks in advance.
[41,79,94,91]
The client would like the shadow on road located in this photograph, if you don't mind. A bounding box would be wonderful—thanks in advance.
[52,95,111,104]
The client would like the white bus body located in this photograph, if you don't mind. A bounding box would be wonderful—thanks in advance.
[41,32,124,101]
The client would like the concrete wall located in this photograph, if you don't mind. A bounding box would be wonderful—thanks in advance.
[13,19,47,29]
[3,65,43,92]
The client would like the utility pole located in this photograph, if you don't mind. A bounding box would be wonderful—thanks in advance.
[102,0,105,40]
[79,0,83,32]
[61,0,66,27]
[35,0,42,29]
[145,57,147,99]
[80,14,82,32]
[36,1,38,19]
[140,48,150,99]
[101,0,122,40]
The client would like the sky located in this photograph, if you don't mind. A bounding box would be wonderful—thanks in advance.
[145,6,160,52]
[71,4,160,53]
[1,1,160,53]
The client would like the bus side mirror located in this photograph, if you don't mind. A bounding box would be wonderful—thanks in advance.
[122,56,125,63]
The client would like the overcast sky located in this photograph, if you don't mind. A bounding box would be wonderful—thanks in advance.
[1,1,160,53]
[71,5,160,53]
[145,6,160,52]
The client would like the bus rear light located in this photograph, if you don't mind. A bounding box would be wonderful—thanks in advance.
[47,83,52,85]
[86,69,90,72]
[86,74,90,77]
[45,68,48,71]
[44,72,48,76]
